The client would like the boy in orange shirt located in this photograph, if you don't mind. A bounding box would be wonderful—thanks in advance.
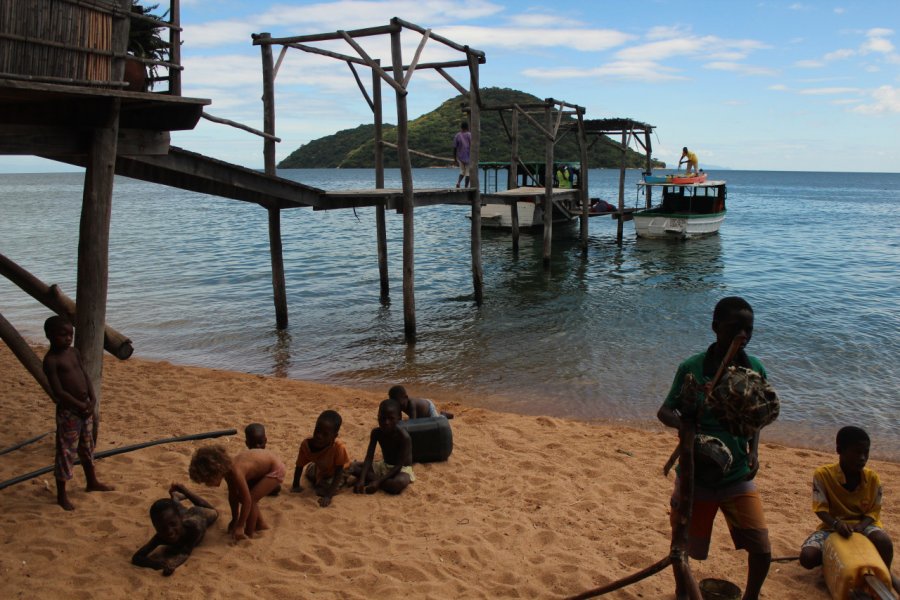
[291,410,350,507]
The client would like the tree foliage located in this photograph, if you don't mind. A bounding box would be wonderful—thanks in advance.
[278,87,664,169]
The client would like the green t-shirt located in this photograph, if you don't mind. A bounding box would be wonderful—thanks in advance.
[663,350,767,487]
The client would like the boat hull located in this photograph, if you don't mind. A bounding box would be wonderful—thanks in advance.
[480,201,575,229]
[633,210,725,239]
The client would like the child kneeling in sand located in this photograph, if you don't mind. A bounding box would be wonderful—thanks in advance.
[388,385,453,419]
[291,410,350,507]
[799,426,900,593]
[351,398,414,495]
[132,483,218,576]
[189,444,285,541]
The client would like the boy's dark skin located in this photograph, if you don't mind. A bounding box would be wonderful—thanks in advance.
[389,385,454,419]
[245,423,280,496]
[132,483,218,576]
[290,417,344,507]
[657,303,769,600]
[43,319,113,510]
[799,437,900,593]
[353,400,413,495]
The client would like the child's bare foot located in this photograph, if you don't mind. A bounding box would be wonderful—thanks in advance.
[255,516,269,531]
[57,497,75,511]
[365,482,380,494]
[86,481,115,492]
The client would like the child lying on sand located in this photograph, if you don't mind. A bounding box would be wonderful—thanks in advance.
[132,483,218,576]
[189,445,285,541]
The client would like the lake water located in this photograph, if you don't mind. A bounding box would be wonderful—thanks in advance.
[1,168,898,458]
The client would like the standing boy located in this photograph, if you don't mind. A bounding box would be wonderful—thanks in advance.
[799,426,900,593]
[679,146,699,174]
[657,297,771,600]
[352,399,414,495]
[453,121,472,188]
[42,315,113,510]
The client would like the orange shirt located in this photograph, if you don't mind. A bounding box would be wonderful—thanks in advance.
[295,438,350,483]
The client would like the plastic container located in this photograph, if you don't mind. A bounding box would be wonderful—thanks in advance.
[398,417,453,463]
[823,532,892,599]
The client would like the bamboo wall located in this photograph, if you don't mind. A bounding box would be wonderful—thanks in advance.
[0,0,120,83]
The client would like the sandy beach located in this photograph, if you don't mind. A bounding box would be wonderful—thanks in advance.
[1,344,898,599]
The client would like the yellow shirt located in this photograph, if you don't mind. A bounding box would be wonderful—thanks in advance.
[812,462,883,529]
[684,151,698,166]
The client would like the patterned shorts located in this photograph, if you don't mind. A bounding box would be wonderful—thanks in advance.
[54,407,94,481]
[801,525,882,551]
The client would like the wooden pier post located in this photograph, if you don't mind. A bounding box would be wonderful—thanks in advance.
[542,104,554,266]
[644,130,653,209]
[76,97,121,439]
[0,311,53,398]
[616,130,627,244]
[373,60,389,304]
[260,33,289,329]
[509,109,520,252]
[576,110,590,253]
[391,27,416,342]
[467,52,484,306]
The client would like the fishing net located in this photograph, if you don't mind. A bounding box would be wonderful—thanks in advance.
[707,366,781,438]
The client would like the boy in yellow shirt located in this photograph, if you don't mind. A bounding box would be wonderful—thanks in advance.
[799,426,899,593]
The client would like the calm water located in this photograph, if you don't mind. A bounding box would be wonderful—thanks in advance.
[1,169,898,458]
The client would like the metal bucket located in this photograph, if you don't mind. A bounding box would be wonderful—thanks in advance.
[699,578,741,600]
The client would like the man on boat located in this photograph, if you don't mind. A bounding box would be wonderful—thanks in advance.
[680,147,699,174]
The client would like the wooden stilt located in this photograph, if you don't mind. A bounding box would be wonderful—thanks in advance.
[616,130,626,244]
[645,131,653,209]
[373,60,389,304]
[76,96,121,441]
[576,109,589,253]
[467,53,483,306]
[0,311,53,399]
[542,105,554,267]
[509,109,520,253]
[260,33,289,329]
[391,28,416,343]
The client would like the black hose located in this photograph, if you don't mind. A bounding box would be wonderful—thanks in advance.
[0,428,236,490]
[0,431,52,456]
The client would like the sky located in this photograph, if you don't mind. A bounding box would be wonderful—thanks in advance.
[7,0,900,173]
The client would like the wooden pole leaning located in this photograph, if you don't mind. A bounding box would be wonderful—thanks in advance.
[259,33,289,329]
[467,51,484,306]
[645,130,653,209]
[373,60,389,305]
[0,253,132,359]
[0,311,53,399]
[391,30,416,343]
[76,96,121,442]
[542,105,554,267]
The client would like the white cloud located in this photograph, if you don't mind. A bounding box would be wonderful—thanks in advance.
[866,28,894,38]
[703,61,778,76]
[834,7,845,14]
[645,25,692,41]
[440,25,634,52]
[524,60,684,82]
[769,84,788,91]
[794,59,824,68]
[824,48,855,61]
[615,35,767,63]
[505,14,571,28]
[798,87,861,95]
[852,85,900,114]
[861,36,895,55]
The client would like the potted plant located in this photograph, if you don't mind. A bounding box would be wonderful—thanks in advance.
[125,1,169,91]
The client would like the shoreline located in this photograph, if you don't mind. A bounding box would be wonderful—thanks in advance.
[2,345,899,599]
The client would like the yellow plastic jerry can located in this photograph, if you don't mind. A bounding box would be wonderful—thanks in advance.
[822,532,893,599]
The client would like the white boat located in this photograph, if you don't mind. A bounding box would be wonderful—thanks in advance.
[633,179,727,239]
[481,198,575,229]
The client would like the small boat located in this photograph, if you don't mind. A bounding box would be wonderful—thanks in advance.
[633,178,726,239]
[642,172,708,185]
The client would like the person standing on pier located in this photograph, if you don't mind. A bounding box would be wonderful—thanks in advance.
[453,121,472,188]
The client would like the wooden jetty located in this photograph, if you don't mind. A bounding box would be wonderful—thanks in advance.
[1,1,658,435]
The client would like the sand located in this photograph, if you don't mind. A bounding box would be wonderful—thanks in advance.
[1,344,898,599]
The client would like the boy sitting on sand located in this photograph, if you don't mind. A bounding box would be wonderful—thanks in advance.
[388,385,453,419]
[351,398,414,495]
[42,315,114,511]
[189,444,285,541]
[799,426,900,593]
[132,483,218,576]
[291,410,350,507]
[245,423,280,496]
